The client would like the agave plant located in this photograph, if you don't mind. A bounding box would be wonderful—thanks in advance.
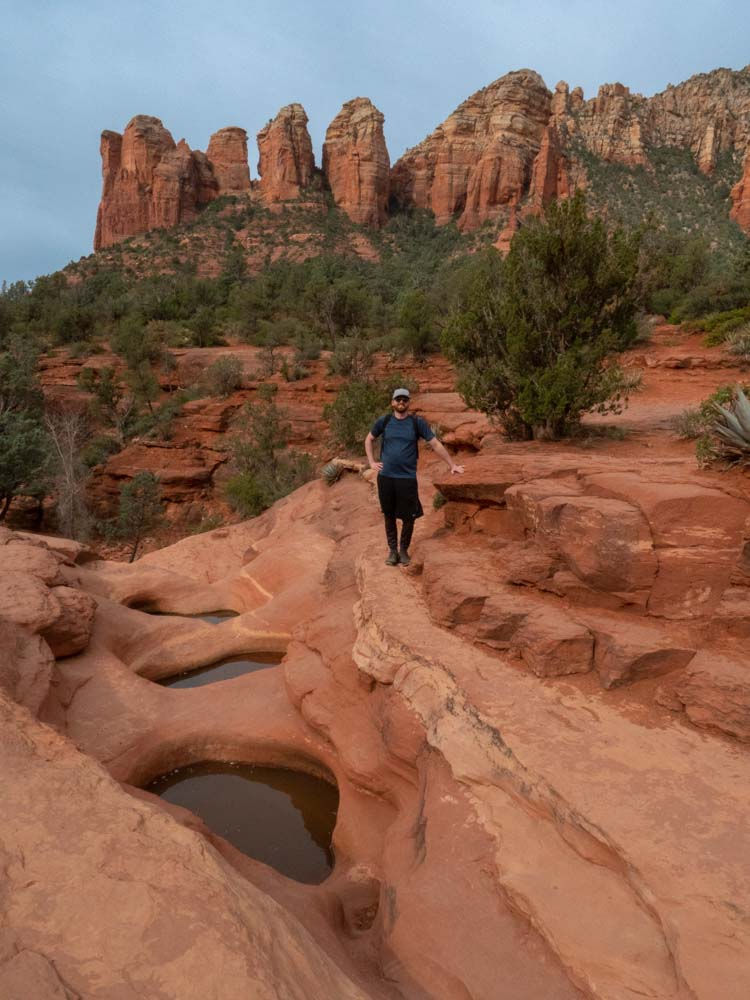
[712,387,750,464]
[321,461,344,486]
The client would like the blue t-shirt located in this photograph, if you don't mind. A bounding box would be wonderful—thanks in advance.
[371,413,434,478]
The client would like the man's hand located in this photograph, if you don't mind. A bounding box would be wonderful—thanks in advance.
[450,464,464,475]
[370,460,384,472]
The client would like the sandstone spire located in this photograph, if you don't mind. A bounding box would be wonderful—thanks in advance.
[322,98,390,226]
[206,127,251,193]
[257,104,315,203]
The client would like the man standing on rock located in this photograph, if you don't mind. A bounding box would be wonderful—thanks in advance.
[365,388,464,566]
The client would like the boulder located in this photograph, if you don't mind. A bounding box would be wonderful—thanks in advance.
[41,586,97,658]
[589,618,695,688]
[674,651,750,742]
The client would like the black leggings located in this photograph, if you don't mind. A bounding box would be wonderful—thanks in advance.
[385,514,415,552]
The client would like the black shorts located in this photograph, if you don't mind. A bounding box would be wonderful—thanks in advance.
[377,475,424,520]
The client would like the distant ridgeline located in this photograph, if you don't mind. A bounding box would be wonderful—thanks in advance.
[94,66,750,260]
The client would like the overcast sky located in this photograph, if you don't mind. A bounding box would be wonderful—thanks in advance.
[1,0,748,284]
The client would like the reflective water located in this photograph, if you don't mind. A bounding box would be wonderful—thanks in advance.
[147,761,338,883]
[159,655,281,689]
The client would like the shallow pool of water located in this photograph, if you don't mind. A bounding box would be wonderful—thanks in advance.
[147,761,338,883]
[159,655,281,689]
[137,608,239,624]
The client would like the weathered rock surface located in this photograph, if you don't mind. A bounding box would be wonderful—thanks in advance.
[257,104,315,202]
[672,650,750,742]
[731,152,750,233]
[391,70,551,230]
[322,98,390,226]
[0,694,372,1000]
[206,126,251,193]
[94,115,252,249]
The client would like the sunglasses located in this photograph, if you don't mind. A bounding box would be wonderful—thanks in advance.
[394,397,410,403]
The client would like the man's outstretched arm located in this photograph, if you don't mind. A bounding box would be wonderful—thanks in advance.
[364,432,383,472]
[428,436,464,474]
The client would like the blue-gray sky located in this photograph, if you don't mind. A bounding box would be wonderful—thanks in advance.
[1,0,748,284]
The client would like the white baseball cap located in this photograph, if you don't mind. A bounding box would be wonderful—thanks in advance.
[392,388,411,400]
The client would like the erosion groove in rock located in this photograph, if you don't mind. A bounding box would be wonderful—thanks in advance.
[2,384,750,1000]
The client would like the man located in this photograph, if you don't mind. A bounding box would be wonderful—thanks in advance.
[365,388,464,566]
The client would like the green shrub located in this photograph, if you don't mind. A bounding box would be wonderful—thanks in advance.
[670,407,706,440]
[726,324,750,361]
[225,391,315,517]
[710,386,750,465]
[443,192,641,440]
[204,355,243,397]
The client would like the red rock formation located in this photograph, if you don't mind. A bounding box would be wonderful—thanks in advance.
[206,127,251,193]
[391,70,551,231]
[526,125,571,215]
[564,82,649,167]
[322,98,390,226]
[730,153,750,233]
[257,104,315,203]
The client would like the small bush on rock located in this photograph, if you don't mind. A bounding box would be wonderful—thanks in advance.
[204,355,243,397]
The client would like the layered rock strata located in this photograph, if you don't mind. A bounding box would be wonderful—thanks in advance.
[94,115,220,249]
[257,103,315,202]
[7,446,747,999]
[731,153,750,231]
[206,126,252,193]
[322,98,390,226]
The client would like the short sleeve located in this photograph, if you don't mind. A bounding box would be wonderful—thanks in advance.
[371,415,386,438]
[417,416,435,442]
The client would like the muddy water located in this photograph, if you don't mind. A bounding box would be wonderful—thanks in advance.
[139,609,239,624]
[147,761,338,883]
[159,654,281,689]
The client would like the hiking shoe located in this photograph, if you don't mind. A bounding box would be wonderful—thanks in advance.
[385,549,399,566]
[398,549,411,566]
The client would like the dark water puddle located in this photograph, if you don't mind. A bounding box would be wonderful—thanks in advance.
[137,608,239,625]
[159,654,281,689]
[147,761,338,883]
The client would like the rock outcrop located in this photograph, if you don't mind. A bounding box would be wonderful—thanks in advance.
[206,126,251,193]
[257,104,315,203]
[322,98,390,226]
[391,70,551,230]
[731,152,750,233]
[94,115,222,249]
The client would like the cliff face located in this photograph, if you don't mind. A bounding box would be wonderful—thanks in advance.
[392,65,750,235]
[391,70,552,230]
[94,116,219,250]
[94,65,750,251]
[322,98,390,227]
[257,104,315,202]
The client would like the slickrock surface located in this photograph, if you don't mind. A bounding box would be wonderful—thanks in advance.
[257,103,316,202]
[5,322,750,997]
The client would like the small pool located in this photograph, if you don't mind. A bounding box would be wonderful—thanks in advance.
[147,761,338,883]
[136,608,239,624]
[159,655,281,689]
